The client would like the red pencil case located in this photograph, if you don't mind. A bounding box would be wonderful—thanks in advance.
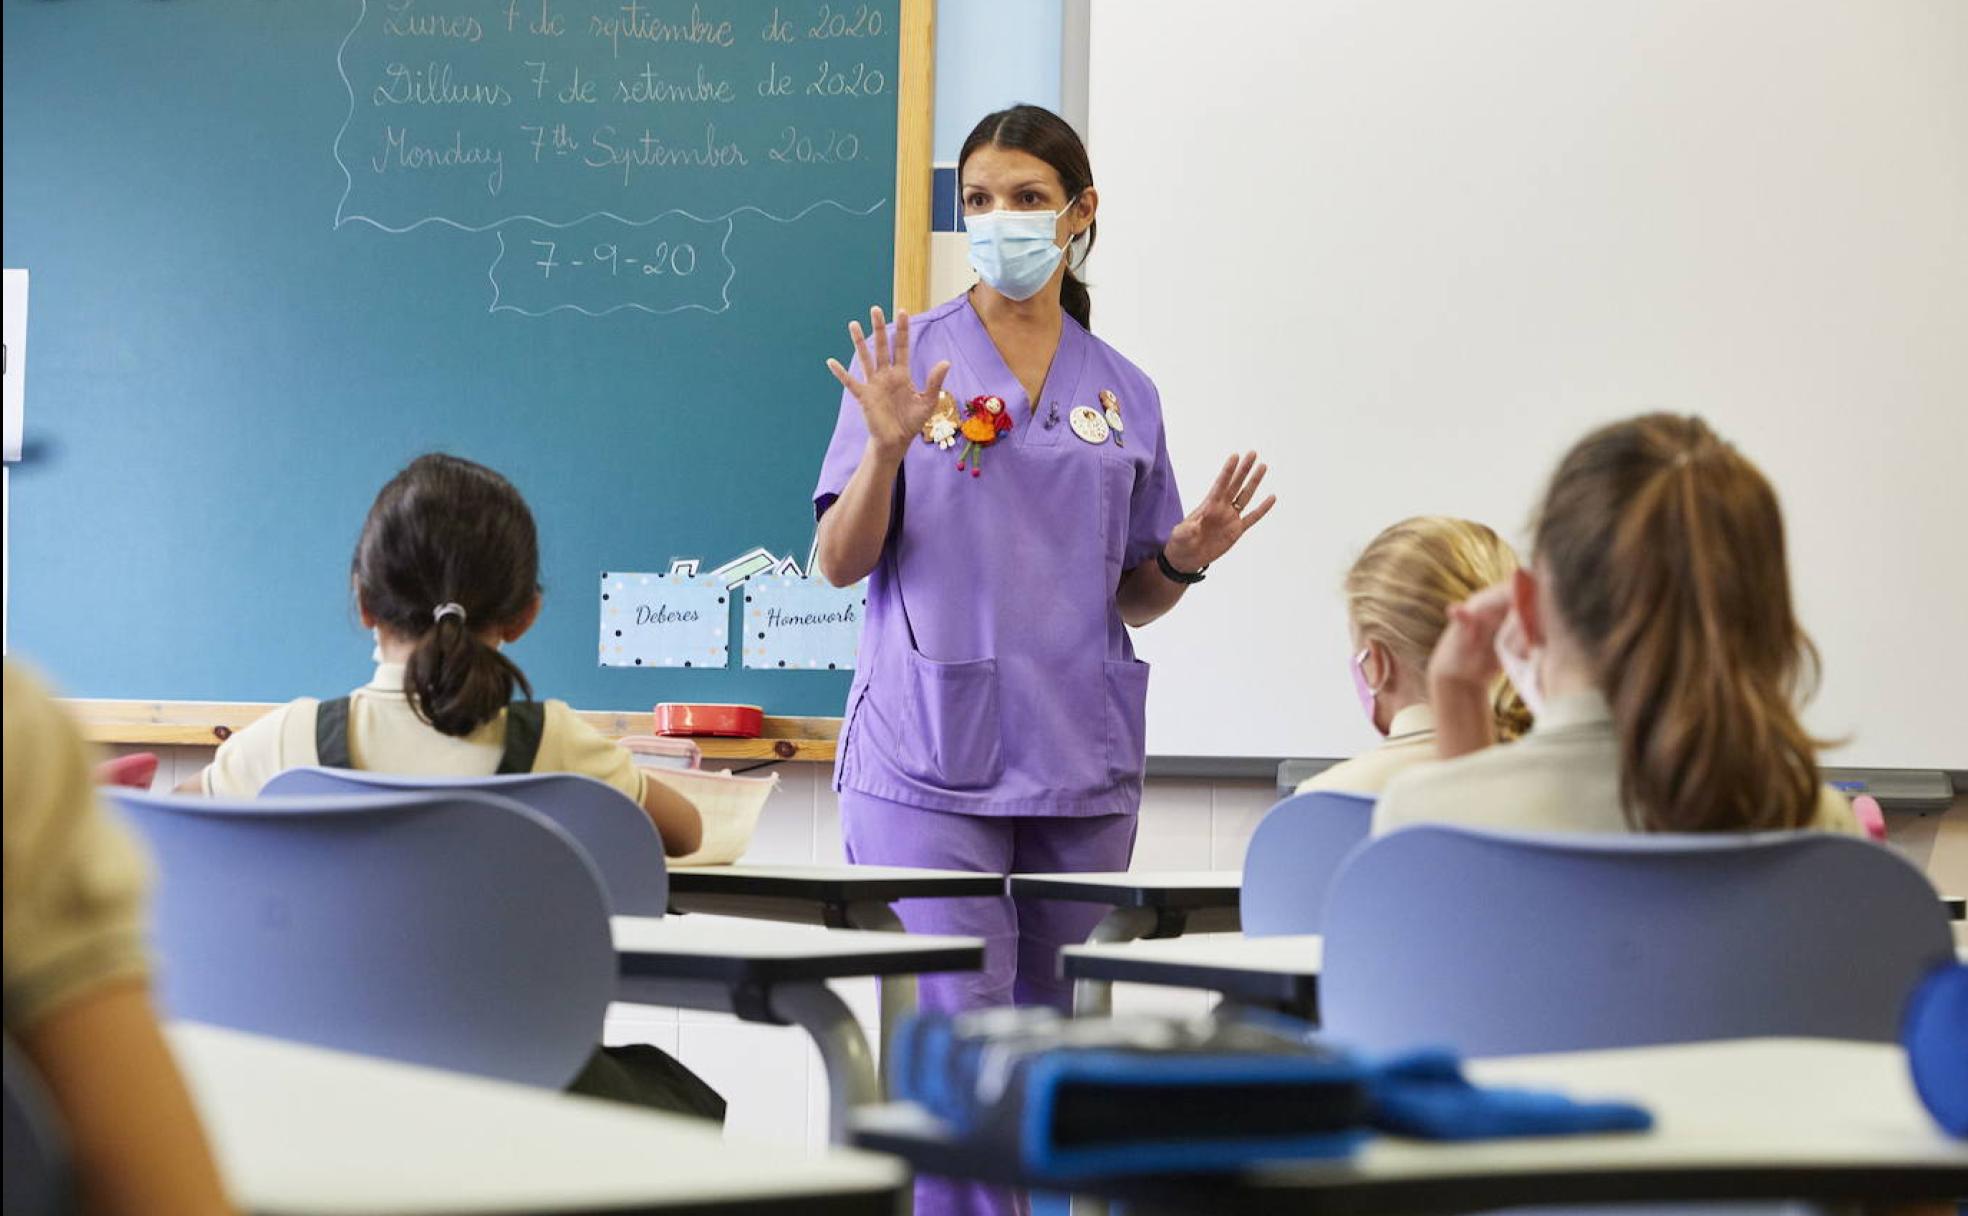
[654,703,765,739]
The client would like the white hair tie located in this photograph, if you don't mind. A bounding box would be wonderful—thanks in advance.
[433,602,468,625]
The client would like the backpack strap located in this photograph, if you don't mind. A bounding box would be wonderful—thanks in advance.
[499,702,546,774]
[314,696,354,769]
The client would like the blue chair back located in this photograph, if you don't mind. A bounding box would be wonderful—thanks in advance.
[262,768,669,916]
[3,1038,72,1216]
[1240,791,1376,935]
[111,788,616,1089]
[1321,825,1954,1056]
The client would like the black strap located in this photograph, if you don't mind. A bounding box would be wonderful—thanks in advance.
[314,696,354,768]
[312,694,544,773]
[499,701,545,774]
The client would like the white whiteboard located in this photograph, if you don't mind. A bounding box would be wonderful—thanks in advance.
[1090,0,1968,767]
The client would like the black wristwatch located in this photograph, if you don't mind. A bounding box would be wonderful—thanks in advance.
[1156,547,1208,585]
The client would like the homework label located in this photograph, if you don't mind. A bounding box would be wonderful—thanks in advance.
[742,574,864,671]
[599,571,728,669]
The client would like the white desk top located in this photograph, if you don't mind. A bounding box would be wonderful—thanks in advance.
[857,1037,1967,1210]
[1064,933,1323,977]
[1011,870,1241,890]
[1332,1036,1964,1180]
[171,1022,905,1215]
[612,915,981,961]
[670,863,995,883]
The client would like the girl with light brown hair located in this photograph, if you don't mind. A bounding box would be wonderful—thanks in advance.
[1376,413,1859,835]
[1298,516,1527,797]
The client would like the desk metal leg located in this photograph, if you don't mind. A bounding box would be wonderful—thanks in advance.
[843,900,914,1099]
[1070,907,1158,1020]
[767,982,881,1147]
[1069,908,1157,1216]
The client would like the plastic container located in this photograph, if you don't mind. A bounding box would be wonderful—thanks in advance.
[642,766,781,867]
[620,734,703,771]
[654,703,765,739]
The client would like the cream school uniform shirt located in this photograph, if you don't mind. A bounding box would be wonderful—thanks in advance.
[1296,704,1438,797]
[199,662,647,801]
[1373,690,1861,836]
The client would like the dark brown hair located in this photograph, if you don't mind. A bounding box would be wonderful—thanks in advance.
[1534,414,1824,832]
[353,454,538,737]
[959,104,1097,330]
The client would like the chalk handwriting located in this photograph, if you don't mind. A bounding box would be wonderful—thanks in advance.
[589,3,736,58]
[381,0,484,42]
[371,125,505,195]
[372,61,513,106]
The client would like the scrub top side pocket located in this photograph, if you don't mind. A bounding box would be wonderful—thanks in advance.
[1103,658,1152,786]
[900,648,1006,791]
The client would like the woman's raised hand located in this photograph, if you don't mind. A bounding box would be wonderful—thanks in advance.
[1164,451,1276,572]
[826,306,952,461]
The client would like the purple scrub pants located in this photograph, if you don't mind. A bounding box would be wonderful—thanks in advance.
[841,791,1138,1216]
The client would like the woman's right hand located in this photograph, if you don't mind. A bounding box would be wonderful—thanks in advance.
[826,306,952,462]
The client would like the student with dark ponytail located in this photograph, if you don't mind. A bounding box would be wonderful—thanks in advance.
[1376,414,1859,836]
[190,453,703,857]
[187,454,721,1119]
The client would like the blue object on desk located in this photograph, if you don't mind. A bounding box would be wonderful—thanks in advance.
[893,1009,1652,1182]
[1369,1049,1652,1140]
[1903,963,1968,1137]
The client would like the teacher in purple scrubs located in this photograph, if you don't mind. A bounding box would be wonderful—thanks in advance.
[813,103,1273,1216]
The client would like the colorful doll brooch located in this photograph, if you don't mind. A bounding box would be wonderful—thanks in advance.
[956,395,1013,476]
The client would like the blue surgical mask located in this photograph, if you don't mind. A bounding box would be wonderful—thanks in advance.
[966,202,1080,301]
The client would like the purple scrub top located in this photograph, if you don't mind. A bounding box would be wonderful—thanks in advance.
[814,293,1185,817]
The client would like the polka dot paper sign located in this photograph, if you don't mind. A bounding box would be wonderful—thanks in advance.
[742,574,865,671]
[598,571,728,669]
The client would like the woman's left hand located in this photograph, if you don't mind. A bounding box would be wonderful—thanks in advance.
[1163,451,1275,572]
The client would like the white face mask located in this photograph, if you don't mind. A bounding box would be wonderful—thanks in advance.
[1493,610,1546,718]
[965,202,1079,301]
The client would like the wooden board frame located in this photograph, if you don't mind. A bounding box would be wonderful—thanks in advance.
[893,0,934,313]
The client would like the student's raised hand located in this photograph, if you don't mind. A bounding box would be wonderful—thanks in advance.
[1164,451,1276,572]
[826,306,952,462]
[1429,581,1514,694]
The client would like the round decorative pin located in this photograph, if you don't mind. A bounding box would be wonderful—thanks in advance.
[1069,405,1111,445]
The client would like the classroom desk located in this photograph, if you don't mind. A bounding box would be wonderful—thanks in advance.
[1060,934,1324,1020]
[666,863,1007,1093]
[1008,871,1243,1017]
[853,1037,1968,1215]
[611,915,983,1145]
[169,1021,907,1215]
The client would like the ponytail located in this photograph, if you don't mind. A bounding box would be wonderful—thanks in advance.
[1536,415,1824,832]
[353,454,542,739]
[405,608,535,738]
[1060,266,1092,332]
[1344,516,1526,738]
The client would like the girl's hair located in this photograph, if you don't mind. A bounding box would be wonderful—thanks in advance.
[353,453,538,737]
[1346,516,1530,741]
[1534,413,1823,832]
[959,104,1097,330]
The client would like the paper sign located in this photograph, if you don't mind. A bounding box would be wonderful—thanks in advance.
[742,574,865,671]
[599,571,728,669]
[4,270,27,463]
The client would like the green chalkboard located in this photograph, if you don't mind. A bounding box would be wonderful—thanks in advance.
[3,0,913,715]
